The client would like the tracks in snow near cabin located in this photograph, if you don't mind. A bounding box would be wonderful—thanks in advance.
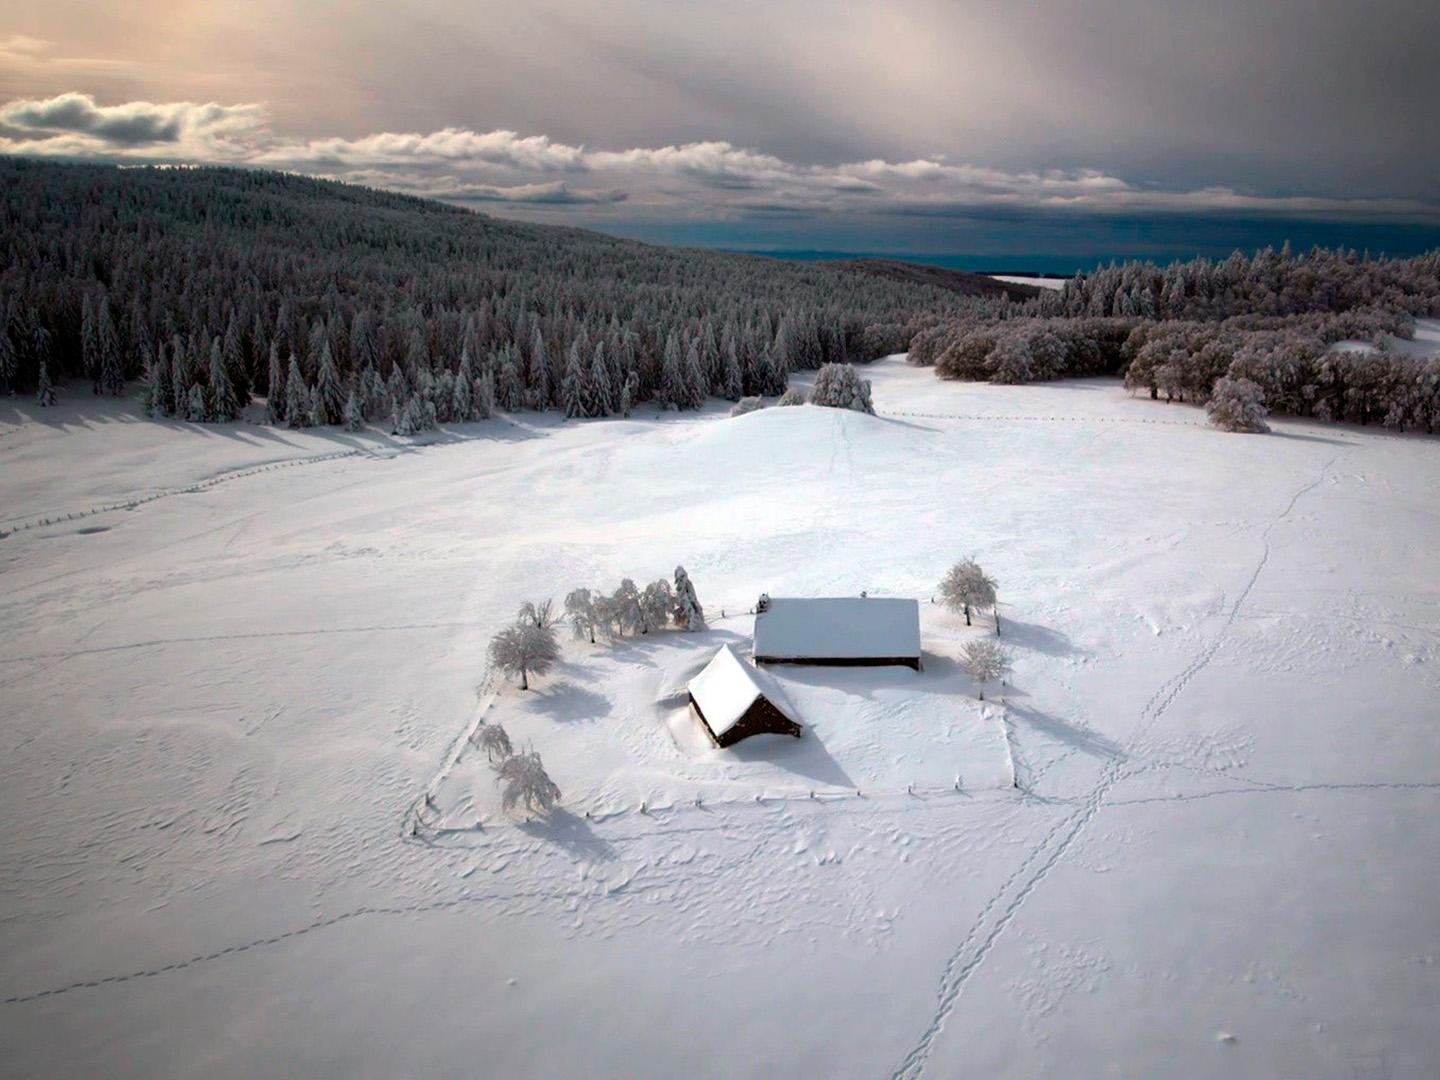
[889,455,1340,1080]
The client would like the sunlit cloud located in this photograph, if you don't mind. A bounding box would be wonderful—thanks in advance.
[3,92,1438,221]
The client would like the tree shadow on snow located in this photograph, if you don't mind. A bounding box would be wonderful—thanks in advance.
[1007,702,1123,763]
[523,681,611,722]
[999,618,1088,658]
[726,731,857,790]
[518,810,616,862]
[1267,429,1354,447]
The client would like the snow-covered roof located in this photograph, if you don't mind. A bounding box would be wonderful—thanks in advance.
[753,597,921,661]
[687,644,793,738]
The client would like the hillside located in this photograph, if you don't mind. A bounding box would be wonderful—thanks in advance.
[0,159,998,425]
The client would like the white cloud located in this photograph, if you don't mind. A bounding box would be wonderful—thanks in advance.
[2,92,1436,224]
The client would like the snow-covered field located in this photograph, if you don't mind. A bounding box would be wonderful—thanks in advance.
[2,361,1438,1079]
[989,274,1068,291]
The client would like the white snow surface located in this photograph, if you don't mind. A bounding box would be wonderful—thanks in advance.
[754,596,921,662]
[1332,316,1440,358]
[989,274,1068,291]
[2,363,1439,1079]
[687,644,794,739]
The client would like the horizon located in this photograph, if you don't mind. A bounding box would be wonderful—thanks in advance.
[2,1,1437,262]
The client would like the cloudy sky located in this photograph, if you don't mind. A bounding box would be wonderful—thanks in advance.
[3,1,1438,268]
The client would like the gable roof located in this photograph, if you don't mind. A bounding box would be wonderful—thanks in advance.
[687,644,794,738]
[753,597,921,662]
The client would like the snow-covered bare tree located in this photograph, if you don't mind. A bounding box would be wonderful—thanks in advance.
[940,559,998,628]
[640,579,674,633]
[961,639,1011,700]
[610,578,644,636]
[496,750,561,816]
[517,598,558,630]
[1206,375,1271,433]
[730,395,764,417]
[672,566,705,631]
[564,588,599,643]
[810,362,875,414]
[472,722,513,764]
[487,618,560,690]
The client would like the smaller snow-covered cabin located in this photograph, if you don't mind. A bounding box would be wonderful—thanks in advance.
[688,645,802,748]
[754,596,922,670]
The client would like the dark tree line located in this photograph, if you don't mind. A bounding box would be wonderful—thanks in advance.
[909,246,1440,432]
[0,159,980,426]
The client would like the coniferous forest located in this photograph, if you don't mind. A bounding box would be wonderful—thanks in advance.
[0,159,985,430]
[3,157,1439,433]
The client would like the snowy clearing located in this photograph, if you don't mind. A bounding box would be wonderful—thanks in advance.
[989,274,1068,291]
[1,363,1438,1079]
[1332,316,1440,358]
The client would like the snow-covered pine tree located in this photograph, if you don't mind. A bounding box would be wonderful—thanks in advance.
[450,365,472,421]
[314,341,344,425]
[474,366,495,419]
[170,336,188,416]
[97,297,123,395]
[265,341,285,425]
[35,355,56,406]
[209,336,240,420]
[777,387,807,406]
[720,328,744,401]
[588,341,613,416]
[497,345,524,412]
[619,370,638,417]
[81,292,100,393]
[560,341,585,419]
[526,325,550,409]
[140,349,166,416]
[185,381,207,422]
[220,315,244,401]
[0,308,15,396]
[343,380,364,431]
[153,341,175,415]
[392,393,421,436]
[284,356,309,428]
[672,566,705,631]
[681,340,706,410]
[362,366,386,419]
[659,331,685,409]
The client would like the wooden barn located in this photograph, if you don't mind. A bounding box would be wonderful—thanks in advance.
[753,596,922,671]
[688,644,802,748]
